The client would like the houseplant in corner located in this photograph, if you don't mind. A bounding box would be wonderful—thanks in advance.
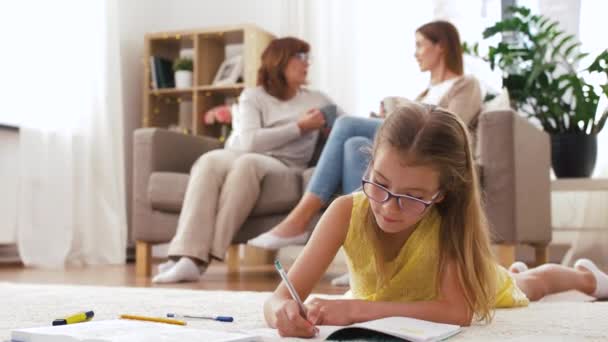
[173,57,193,89]
[464,6,608,177]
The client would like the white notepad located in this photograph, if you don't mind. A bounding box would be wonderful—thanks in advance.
[11,319,258,342]
[253,316,461,342]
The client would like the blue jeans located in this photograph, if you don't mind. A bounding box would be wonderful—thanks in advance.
[307,116,383,203]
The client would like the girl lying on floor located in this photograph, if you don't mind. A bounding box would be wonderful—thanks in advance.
[263,101,608,338]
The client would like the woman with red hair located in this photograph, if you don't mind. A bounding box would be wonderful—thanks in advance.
[154,37,340,283]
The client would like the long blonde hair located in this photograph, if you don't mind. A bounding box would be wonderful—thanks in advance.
[366,102,496,322]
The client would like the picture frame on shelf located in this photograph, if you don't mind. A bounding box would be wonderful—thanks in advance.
[212,55,243,85]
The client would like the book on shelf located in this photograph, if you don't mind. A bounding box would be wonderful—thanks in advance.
[149,56,175,89]
[149,56,157,89]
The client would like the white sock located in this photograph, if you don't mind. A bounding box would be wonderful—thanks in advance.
[157,259,176,274]
[152,257,205,284]
[509,261,529,274]
[247,231,309,250]
[574,258,608,299]
[331,273,350,287]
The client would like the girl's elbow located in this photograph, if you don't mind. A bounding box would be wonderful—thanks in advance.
[453,308,473,327]
[458,316,472,327]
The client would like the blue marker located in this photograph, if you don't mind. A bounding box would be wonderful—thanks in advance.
[166,313,234,322]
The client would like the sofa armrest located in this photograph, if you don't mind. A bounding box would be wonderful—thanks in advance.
[132,128,223,242]
[134,128,223,174]
[478,110,551,245]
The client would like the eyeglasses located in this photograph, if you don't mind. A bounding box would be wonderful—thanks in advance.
[293,52,310,63]
[361,179,441,216]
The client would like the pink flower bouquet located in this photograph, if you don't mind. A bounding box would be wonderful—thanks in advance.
[203,104,233,142]
[204,105,232,125]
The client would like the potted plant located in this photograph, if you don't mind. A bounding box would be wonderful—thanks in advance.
[464,6,608,177]
[173,58,193,89]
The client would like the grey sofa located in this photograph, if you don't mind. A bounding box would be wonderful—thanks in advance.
[133,109,552,277]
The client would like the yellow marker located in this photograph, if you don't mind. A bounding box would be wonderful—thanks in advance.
[53,311,94,325]
[120,314,186,326]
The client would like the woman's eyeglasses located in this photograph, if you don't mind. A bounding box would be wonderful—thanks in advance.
[293,52,310,63]
[361,179,440,216]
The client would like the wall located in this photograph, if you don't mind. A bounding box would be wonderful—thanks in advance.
[0,128,18,244]
[117,0,283,241]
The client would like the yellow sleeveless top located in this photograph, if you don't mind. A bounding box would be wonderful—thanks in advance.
[343,192,529,308]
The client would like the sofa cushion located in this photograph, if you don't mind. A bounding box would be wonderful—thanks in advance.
[148,172,190,213]
[148,170,302,216]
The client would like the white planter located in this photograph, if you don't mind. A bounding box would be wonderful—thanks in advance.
[174,70,192,89]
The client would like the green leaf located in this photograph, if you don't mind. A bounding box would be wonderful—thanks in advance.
[563,41,582,60]
[592,108,608,134]
[508,6,531,17]
[587,49,608,73]
[551,35,574,59]
[601,85,608,99]
[542,21,560,37]
[575,52,590,62]
[538,16,552,30]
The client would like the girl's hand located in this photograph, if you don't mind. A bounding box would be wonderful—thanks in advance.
[272,299,318,338]
[306,298,355,326]
[297,109,326,134]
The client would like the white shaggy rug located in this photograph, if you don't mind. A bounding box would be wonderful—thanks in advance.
[1,282,607,341]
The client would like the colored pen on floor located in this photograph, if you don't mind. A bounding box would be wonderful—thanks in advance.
[52,311,94,326]
[120,314,186,326]
[166,313,234,322]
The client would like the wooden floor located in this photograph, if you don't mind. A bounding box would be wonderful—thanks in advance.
[0,260,347,295]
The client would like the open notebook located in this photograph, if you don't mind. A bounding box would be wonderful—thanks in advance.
[10,319,258,342]
[254,316,461,342]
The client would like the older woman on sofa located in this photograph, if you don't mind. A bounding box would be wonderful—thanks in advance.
[249,21,483,255]
[153,37,340,283]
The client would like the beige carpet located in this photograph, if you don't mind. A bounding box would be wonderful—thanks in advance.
[1,282,607,341]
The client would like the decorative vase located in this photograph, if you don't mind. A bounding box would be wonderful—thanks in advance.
[219,124,231,143]
[550,133,597,178]
[174,70,192,89]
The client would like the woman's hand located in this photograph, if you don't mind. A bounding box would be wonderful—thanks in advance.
[306,298,356,326]
[378,101,387,118]
[271,299,318,338]
[297,109,326,134]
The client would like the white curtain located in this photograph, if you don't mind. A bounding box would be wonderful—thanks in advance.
[1,0,127,267]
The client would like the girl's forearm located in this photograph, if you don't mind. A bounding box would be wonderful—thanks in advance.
[350,299,472,326]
